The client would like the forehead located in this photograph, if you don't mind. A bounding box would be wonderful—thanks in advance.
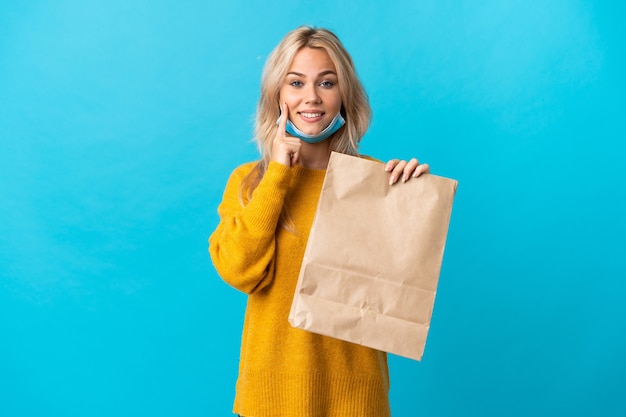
[288,47,337,73]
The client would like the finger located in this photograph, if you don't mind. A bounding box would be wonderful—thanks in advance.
[385,159,400,172]
[290,149,300,166]
[412,163,430,177]
[277,102,289,137]
[389,160,408,185]
[402,158,419,182]
[285,136,302,167]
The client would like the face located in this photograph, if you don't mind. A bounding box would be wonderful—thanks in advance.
[279,47,343,136]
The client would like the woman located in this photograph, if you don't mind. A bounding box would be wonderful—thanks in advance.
[209,26,429,417]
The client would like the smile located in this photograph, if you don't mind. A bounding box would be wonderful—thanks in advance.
[300,112,324,119]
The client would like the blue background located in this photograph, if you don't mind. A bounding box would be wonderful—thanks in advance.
[1,1,624,416]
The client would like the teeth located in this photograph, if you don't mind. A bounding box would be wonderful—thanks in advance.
[301,112,322,118]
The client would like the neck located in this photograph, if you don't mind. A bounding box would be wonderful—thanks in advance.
[298,141,332,170]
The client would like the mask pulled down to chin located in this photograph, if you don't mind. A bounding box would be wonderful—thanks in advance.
[276,112,345,143]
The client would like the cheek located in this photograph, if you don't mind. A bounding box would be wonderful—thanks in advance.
[327,93,343,112]
[279,89,296,106]
[278,86,289,100]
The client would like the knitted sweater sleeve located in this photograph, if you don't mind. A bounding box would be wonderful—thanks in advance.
[209,161,292,294]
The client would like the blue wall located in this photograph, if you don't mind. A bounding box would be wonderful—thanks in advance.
[1,1,624,416]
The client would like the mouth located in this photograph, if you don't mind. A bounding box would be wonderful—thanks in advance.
[299,111,325,122]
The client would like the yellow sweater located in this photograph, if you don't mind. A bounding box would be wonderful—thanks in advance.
[209,161,390,417]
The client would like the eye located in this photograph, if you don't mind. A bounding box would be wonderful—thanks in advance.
[290,80,303,88]
[320,80,335,88]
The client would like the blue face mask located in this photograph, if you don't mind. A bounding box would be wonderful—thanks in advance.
[276,112,346,144]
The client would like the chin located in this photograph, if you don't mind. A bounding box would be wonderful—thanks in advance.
[295,125,322,136]
[303,129,323,136]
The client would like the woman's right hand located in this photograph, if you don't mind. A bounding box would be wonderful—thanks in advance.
[271,103,301,167]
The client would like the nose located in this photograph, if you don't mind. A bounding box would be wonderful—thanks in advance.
[304,84,321,104]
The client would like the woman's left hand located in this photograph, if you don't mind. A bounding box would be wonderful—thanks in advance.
[385,158,430,185]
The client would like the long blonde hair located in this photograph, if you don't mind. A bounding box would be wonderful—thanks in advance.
[241,26,372,202]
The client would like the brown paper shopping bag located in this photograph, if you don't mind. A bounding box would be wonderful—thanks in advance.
[288,152,457,360]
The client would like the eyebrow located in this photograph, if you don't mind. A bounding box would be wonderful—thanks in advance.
[286,70,337,77]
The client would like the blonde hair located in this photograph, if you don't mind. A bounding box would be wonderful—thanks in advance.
[241,26,372,202]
